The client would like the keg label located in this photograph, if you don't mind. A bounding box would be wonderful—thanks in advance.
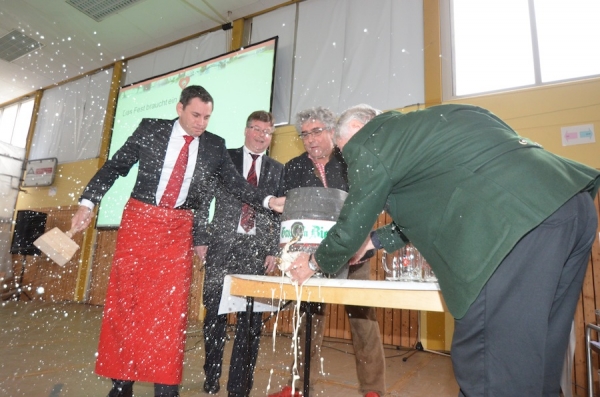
[280,219,336,244]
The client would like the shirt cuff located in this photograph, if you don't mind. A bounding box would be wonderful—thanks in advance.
[263,195,274,209]
[79,198,95,211]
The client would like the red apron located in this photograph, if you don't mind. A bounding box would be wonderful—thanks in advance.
[95,198,193,385]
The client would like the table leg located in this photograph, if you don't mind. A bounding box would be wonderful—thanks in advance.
[303,303,312,397]
[243,296,255,396]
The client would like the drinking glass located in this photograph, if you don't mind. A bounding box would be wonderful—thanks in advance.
[381,250,401,281]
[421,259,438,283]
[399,244,423,282]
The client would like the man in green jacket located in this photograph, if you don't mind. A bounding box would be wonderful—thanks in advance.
[286,104,600,396]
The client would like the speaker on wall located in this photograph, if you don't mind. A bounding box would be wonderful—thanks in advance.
[10,210,47,256]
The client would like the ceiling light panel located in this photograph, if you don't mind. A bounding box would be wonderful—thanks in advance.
[66,0,146,22]
[0,30,44,62]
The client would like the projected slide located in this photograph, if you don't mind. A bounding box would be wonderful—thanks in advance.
[97,37,277,227]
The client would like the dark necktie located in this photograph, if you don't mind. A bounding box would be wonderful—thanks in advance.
[240,154,259,232]
[159,135,194,208]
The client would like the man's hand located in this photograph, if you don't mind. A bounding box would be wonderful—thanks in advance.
[264,255,279,274]
[71,205,93,234]
[288,252,315,284]
[268,196,286,213]
[194,246,208,264]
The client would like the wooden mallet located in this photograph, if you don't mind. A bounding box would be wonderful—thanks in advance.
[33,227,80,267]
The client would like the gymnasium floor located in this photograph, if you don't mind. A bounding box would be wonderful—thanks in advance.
[0,301,459,396]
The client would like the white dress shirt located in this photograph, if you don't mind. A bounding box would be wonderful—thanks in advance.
[155,120,199,207]
[80,120,198,210]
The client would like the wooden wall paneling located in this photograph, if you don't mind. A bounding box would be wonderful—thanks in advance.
[266,302,294,335]
[577,258,594,395]
[10,255,33,300]
[589,194,600,396]
[316,301,325,335]
[281,309,291,335]
[409,310,419,347]
[324,303,334,338]
[55,207,83,301]
[400,310,411,347]
[382,308,392,345]
[376,307,385,337]
[28,255,42,300]
[12,206,81,302]
[264,309,278,333]
[188,258,204,320]
[277,305,289,335]
[343,313,351,340]
[574,297,587,396]
[87,229,117,306]
[336,303,346,339]
[283,306,293,334]
[578,194,600,396]
[1,265,16,300]
[329,307,338,338]
[39,207,81,302]
[263,313,273,332]
[392,308,402,347]
[227,312,235,328]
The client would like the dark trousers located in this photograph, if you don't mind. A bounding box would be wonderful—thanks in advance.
[203,235,266,395]
[203,306,263,394]
[452,192,597,397]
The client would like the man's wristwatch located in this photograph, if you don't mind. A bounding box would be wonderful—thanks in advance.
[308,253,319,272]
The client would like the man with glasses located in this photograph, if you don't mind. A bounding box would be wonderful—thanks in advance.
[202,111,285,396]
[267,106,385,397]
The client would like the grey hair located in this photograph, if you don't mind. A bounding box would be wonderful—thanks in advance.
[335,104,381,143]
[294,106,337,134]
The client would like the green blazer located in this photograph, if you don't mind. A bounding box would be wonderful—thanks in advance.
[315,104,600,318]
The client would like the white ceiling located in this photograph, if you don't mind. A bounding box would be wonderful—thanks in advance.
[0,0,291,105]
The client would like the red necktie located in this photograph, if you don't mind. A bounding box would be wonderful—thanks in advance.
[240,154,259,232]
[159,135,194,208]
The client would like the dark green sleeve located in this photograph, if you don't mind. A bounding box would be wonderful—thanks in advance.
[314,143,391,273]
[375,222,408,253]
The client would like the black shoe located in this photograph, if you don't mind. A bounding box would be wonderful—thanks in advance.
[203,380,220,394]
[108,379,134,397]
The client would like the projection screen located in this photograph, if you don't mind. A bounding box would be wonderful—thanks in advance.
[97,37,278,227]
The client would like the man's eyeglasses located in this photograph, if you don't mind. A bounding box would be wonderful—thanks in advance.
[299,127,327,140]
[247,125,274,136]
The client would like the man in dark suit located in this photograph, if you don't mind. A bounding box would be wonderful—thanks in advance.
[201,111,285,396]
[268,107,384,397]
[287,104,600,396]
[71,86,282,397]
